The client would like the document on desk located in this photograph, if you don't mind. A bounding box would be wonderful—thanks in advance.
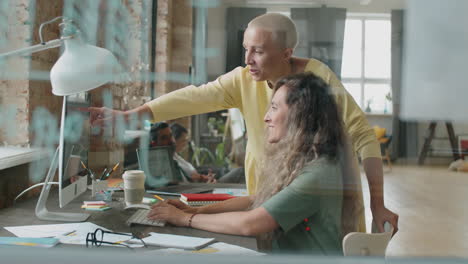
[4,222,143,247]
[0,237,60,248]
[4,222,99,238]
[212,188,248,197]
[144,242,265,256]
[130,232,215,250]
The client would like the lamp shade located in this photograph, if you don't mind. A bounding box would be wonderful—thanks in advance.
[50,37,120,96]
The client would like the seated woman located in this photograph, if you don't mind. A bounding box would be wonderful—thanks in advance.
[169,123,216,183]
[148,72,359,254]
[171,122,244,184]
[149,122,215,183]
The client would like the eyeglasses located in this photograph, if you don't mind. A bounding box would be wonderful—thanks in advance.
[86,228,147,250]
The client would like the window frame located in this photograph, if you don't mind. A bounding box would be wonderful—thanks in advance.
[341,13,392,114]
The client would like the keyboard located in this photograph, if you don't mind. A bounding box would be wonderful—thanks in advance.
[126,209,166,227]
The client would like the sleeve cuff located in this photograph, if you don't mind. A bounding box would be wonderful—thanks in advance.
[359,141,382,160]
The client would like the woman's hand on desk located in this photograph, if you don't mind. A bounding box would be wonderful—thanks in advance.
[148,201,191,227]
[166,199,198,214]
[191,172,217,183]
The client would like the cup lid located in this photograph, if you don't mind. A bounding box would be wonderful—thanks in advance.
[123,170,145,180]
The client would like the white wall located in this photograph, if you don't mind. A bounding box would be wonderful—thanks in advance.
[206,3,228,80]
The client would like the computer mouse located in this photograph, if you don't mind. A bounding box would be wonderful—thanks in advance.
[124,203,151,210]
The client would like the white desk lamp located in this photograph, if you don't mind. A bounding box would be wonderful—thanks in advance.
[1,16,120,95]
[1,17,120,221]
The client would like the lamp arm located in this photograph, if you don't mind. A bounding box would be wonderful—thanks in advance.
[0,35,72,59]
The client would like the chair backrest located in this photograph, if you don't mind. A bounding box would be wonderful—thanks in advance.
[342,222,393,257]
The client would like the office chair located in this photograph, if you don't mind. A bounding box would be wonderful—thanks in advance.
[373,126,392,172]
[342,222,394,257]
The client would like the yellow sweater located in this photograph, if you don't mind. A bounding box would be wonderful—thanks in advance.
[146,59,380,194]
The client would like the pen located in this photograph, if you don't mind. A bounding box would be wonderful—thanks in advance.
[61,230,76,236]
[81,161,95,180]
[104,162,120,179]
[100,167,108,180]
[153,195,165,202]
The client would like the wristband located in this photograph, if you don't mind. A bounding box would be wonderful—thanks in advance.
[188,213,197,228]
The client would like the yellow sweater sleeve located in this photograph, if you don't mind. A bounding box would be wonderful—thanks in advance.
[145,67,243,122]
[328,70,381,160]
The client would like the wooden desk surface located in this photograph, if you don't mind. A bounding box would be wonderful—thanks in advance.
[0,183,257,250]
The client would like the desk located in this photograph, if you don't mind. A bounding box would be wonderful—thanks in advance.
[0,183,256,250]
[0,147,48,170]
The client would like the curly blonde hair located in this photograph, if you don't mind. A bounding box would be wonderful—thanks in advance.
[252,73,362,249]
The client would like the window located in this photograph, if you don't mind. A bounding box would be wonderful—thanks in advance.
[341,14,392,114]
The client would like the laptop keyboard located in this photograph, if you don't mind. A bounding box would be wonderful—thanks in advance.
[126,209,166,227]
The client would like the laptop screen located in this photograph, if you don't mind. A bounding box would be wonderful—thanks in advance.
[136,146,178,188]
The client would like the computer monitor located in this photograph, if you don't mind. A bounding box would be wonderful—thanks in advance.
[58,95,90,208]
[136,146,178,188]
[35,95,90,222]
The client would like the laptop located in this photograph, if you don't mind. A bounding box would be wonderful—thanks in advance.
[136,146,178,188]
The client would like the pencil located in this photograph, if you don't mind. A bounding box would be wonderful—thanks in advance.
[61,230,76,236]
[153,195,165,202]
[111,162,120,171]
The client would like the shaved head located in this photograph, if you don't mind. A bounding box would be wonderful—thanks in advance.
[248,13,298,50]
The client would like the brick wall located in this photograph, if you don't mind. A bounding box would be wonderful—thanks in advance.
[0,0,35,146]
[0,0,195,208]
[0,0,64,209]
[155,0,193,130]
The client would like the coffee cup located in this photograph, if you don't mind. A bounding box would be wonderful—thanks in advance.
[122,170,146,206]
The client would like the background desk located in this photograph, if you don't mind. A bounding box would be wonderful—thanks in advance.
[0,183,256,250]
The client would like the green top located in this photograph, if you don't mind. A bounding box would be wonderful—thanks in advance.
[262,157,343,255]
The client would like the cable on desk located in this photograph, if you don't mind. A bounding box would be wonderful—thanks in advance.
[14,182,59,203]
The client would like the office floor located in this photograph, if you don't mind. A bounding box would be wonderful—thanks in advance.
[361,164,468,258]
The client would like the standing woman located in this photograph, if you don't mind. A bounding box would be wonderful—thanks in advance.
[148,73,361,254]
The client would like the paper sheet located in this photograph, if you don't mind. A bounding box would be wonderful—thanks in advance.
[4,222,143,248]
[4,222,98,238]
[144,242,265,256]
[130,232,215,250]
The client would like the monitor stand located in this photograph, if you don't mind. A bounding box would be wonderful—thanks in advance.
[35,146,90,222]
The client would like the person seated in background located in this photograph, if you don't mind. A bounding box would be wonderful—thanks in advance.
[150,122,215,183]
[171,122,244,184]
[148,73,361,254]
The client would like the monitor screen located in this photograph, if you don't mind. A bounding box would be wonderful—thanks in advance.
[59,94,90,208]
[136,146,178,188]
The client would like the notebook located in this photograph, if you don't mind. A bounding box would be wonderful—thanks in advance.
[180,193,235,206]
[129,232,215,250]
[0,237,59,248]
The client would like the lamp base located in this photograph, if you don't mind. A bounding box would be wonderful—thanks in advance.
[35,146,89,222]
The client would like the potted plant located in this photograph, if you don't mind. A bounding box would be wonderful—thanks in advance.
[384,92,392,114]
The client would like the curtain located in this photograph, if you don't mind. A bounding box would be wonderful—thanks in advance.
[225,7,266,72]
[291,7,346,78]
[391,10,419,159]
